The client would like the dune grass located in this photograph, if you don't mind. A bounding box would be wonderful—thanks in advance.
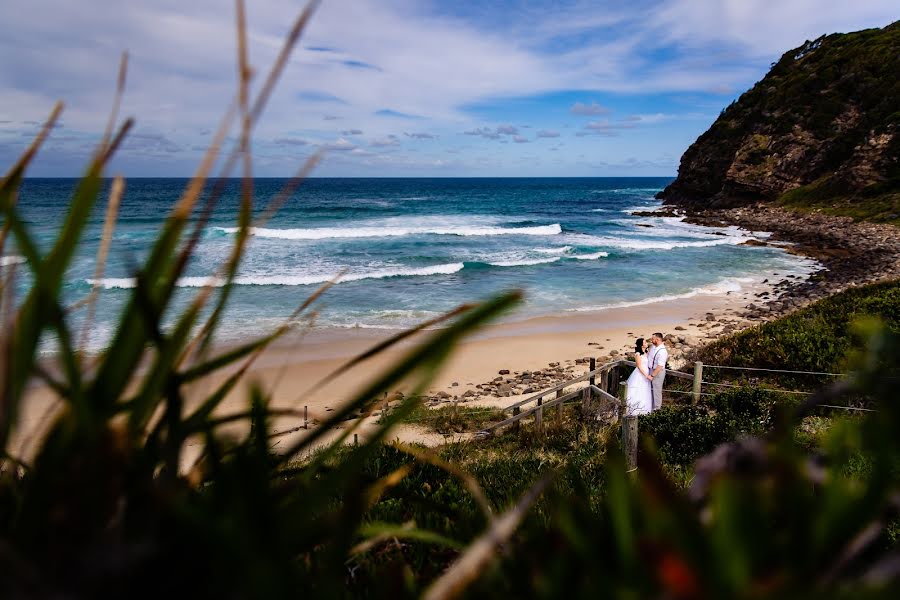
[2,2,900,597]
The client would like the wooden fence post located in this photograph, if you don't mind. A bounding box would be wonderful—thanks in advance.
[581,386,591,416]
[304,405,308,429]
[609,365,620,400]
[589,357,596,387]
[555,389,563,426]
[623,415,638,472]
[693,361,703,404]
[535,397,543,437]
[513,406,521,433]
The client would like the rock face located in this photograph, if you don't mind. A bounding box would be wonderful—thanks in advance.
[658,21,899,211]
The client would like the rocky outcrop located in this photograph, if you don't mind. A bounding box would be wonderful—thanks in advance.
[658,21,900,211]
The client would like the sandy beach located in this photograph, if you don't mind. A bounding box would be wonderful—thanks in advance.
[192,273,796,450]
[11,264,803,466]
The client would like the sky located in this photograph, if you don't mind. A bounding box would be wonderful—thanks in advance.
[1,0,897,177]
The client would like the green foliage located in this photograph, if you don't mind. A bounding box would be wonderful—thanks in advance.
[639,387,788,466]
[663,20,900,214]
[779,179,900,225]
[460,328,900,598]
[0,6,526,596]
[3,6,900,597]
[640,405,729,465]
[396,403,507,435]
[694,279,900,388]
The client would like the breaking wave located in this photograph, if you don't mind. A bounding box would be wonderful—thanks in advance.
[568,277,756,312]
[215,223,562,240]
[88,263,466,289]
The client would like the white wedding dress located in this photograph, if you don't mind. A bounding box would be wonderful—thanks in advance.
[625,353,653,415]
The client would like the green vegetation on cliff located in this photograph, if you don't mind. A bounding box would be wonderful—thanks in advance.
[660,21,900,221]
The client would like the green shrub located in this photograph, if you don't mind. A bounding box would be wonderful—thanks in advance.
[694,279,900,388]
[640,386,795,466]
[640,405,732,465]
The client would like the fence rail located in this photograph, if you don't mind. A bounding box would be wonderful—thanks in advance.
[475,357,858,465]
[479,358,696,437]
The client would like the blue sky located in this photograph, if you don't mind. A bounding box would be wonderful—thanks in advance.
[1,0,897,177]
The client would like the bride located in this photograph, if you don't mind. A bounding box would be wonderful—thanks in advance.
[625,337,653,415]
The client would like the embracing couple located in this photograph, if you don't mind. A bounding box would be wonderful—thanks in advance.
[625,333,668,415]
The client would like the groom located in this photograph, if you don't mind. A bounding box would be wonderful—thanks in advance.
[647,332,668,410]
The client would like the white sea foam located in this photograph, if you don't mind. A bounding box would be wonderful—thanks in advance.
[488,257,562,267]
[324,309,444,329]
[595,188,663,194]
[534,246,573,254]
[0,255,25,267]
[568,277,756,312]
[569,251,609,260]
[88,263,466,289]
[215,223,562,240]
[565,232,749,250]
[622,204,663,213]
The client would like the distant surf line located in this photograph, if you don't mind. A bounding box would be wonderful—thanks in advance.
[214,223,563,240]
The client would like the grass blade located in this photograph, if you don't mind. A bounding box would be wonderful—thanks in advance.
[423,474,553,600]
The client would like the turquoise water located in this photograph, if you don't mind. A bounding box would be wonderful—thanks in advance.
[6,177,813,351]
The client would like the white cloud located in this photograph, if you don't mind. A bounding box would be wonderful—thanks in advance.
[320,137,356,151]
[463,124,521,140]
[651,0,898,57]
[463,127,500,140]
[576,120,637,137]
[536,129,560,138]
[1,0,896,175]
[570,101,610,116]
[369,134,399,147]
[274,137,310,146]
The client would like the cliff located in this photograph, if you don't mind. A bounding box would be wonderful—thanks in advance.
[658,21,900,222]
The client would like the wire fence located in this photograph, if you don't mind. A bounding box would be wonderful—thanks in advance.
[657,361,875,412]
[700,380,813,395]
[701,365,847,377]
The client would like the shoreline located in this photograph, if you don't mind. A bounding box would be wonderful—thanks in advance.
[196,265,805,433]
[19,203,896,457]
[14,266,793,459]
[674,204,900,317]
[224,204,897,448]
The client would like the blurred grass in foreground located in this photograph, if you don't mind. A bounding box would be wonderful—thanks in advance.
[2,2,900,598]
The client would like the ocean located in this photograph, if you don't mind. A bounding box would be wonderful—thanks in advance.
[6,177,815,352]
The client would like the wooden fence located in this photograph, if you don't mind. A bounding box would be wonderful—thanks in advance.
[476,358,705,469]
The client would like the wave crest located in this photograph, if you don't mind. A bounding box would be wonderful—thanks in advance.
[570,251,609,260]
[88,263,465,289]
[568,277,756,312]
[216,223,562,240]
[488,257,562,267]
[534,246,573,254]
